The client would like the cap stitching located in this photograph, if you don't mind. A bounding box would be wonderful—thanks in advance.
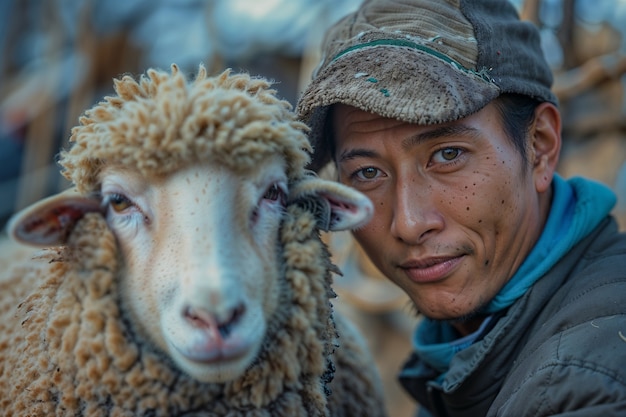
[331,38,494,84]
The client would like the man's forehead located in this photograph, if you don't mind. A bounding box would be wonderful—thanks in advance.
[332,102,490,140]
[331,103,407,136]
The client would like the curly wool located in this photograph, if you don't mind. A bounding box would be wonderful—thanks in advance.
[0,203,380,416]
[60,64,312,194]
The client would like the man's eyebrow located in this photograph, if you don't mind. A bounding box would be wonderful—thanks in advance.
[403,124,481,149]
[338,148,379,163]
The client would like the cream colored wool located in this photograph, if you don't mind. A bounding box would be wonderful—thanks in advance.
[60,64,311,194]
[0,65,386,416]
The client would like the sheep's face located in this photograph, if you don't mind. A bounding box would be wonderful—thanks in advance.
[9,153,374,385]
[99,158,287,382]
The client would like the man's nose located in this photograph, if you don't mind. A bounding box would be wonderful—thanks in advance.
[390,180,443,244]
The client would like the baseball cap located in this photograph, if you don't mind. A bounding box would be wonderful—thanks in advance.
[297,0,558,171]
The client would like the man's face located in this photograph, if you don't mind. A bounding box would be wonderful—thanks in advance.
[332,103,546,321]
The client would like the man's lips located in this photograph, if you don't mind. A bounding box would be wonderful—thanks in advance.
[399,255,464,283]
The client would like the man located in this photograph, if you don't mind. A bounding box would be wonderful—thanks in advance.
[296,0,626,416]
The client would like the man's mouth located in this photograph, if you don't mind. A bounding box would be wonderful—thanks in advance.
[399,255,465,283]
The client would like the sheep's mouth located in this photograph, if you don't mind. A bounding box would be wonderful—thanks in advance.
[180,343,249,365]
[166,329,262,383]
[169,331,253,365]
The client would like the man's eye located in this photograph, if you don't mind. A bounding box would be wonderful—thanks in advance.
[356,167,379,180]
[107,194,133,212]
[433,147,462,162]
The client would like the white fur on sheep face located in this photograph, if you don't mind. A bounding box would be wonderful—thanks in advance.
[99,157,287,383]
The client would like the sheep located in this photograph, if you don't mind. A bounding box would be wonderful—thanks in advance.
[0,64,387,416]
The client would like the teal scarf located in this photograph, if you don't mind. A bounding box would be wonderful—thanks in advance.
[412,174,616,375]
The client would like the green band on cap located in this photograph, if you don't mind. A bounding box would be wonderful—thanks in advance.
[331,38,493,83]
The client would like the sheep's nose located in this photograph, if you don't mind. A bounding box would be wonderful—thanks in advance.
[183,304,245,338]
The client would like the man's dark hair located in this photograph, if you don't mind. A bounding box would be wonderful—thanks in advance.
[493,94,542,169]
[321,110,337,171]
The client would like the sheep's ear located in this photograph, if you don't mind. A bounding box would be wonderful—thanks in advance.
[289,177,373,232]
[7,188,102,247]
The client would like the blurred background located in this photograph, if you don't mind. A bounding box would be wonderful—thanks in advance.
[0,1,624,416]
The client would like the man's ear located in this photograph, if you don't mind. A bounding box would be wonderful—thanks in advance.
[289,176,373,232]
[530,102,562,193]
[7,188,103,247]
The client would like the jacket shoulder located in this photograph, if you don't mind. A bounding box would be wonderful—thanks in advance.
[493,312,626,416]
[492,220,626,416]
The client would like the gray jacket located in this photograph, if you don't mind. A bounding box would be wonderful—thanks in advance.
[400,217,626,416]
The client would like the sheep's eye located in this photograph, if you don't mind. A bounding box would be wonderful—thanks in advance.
[263,184,284,203]
[107,193,133,213]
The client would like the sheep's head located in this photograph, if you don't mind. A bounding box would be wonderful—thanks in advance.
[8,66,373,384]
